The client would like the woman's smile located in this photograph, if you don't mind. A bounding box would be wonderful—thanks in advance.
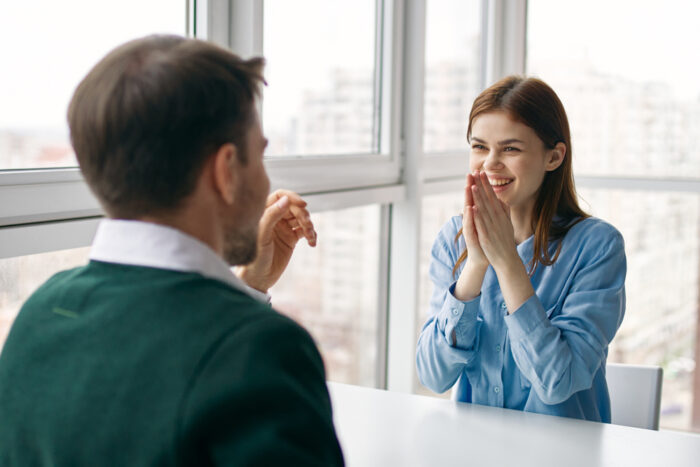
[487,176,514,193]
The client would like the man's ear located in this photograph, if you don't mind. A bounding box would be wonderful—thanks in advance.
[545,142,566,172]
[212,143,239,205]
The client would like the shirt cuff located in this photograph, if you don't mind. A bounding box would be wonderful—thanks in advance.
[503,294,547,341]
[440,282,480,347]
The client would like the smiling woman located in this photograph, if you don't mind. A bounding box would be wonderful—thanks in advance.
[416,76,627,423]
[459,77,588,274]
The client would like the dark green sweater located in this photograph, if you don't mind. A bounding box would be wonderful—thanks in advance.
[0,260,344,466]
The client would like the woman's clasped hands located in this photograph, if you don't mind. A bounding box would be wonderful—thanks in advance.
[462,170,519,272]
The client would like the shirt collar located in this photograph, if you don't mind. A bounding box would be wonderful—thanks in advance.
[517,234,535,261]
[89,219,268,303]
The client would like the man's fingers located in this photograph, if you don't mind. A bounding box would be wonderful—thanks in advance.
[294,227,307,241]
[259,195,291,242]
[287,205,317,247]
[267,189,307,208]
[263,189,317,246]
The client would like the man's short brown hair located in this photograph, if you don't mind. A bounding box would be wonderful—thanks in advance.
[67,35,264,218]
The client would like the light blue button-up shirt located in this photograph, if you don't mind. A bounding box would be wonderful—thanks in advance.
[416,216,626,422]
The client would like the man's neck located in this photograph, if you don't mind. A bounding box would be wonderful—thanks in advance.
[139,208,222,258]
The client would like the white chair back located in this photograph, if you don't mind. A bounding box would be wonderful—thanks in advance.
[606,363,663,430]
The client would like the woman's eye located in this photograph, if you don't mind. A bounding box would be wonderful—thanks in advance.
[504,146,521,152]
[471,144,486,151]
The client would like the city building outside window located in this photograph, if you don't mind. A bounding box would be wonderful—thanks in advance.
[262,0,378,157]
[0,0,187,170]
[423,0,481,153]
[528,0,700,432]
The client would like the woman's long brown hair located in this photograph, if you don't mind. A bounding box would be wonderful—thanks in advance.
[453,76,589,277]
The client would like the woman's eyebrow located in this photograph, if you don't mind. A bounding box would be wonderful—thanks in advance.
[498,138,524,145]
[470,137,525,145]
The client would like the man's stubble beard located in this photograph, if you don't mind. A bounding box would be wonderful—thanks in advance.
[222,179,264,266]
[223,222,258,266]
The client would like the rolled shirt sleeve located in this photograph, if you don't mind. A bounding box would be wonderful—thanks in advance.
[443,284,481,349]
[416,217,482,394]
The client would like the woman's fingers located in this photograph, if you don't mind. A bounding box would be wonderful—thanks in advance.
[471,177,495,226]
[471,205,488,248]
[464,206,477,242]
[465,206,485,257]
[500,199,510,216]
[479,171,501,208]
[465,173,475,208]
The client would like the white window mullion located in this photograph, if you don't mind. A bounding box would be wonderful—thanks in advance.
[195,0,210,40]
[386,0,425,394]
[260,0,402,197]
[484,0,527,84]
[228,0,263,57]
[502,0,527,77]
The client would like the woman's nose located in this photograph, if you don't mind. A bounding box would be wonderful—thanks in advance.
[482,151,503,170]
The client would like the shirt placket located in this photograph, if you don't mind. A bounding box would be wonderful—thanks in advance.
[493,296,510,407]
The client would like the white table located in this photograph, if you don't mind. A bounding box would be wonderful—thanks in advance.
[328,382,700,467]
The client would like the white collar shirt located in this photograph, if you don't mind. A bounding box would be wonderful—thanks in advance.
[89,219,269,303]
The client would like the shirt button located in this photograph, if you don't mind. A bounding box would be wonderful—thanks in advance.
[495,344,501,352]
[501,303,507,310]
[451,308,459,316]
[494,386,500,394]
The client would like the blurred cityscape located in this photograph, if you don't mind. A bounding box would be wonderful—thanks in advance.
[1,21,699,435]
[0,248,91,346]
[270,206,381,388]
[531,58,700,178]
[0,128,75,169]
[266,69,375,156]
[529,57,700,431]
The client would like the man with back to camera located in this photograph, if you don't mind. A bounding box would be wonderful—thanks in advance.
[0,35,344,465]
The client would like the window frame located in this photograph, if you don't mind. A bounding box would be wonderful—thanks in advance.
[0,0,407,255]
[254,0,404,194]
[0,0,486,392]
[10,0,700,410]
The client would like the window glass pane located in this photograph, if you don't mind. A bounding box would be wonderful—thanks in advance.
[0,247,90,349]
[423,0,482,153]
[579,188,700,432]
[0,1,187,170]
[263,0,377,156]
[270,205,381,386]
[527,0,700,178]
[415,191,464,396]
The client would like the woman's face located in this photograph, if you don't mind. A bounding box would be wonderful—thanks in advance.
[468,111,564,213]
